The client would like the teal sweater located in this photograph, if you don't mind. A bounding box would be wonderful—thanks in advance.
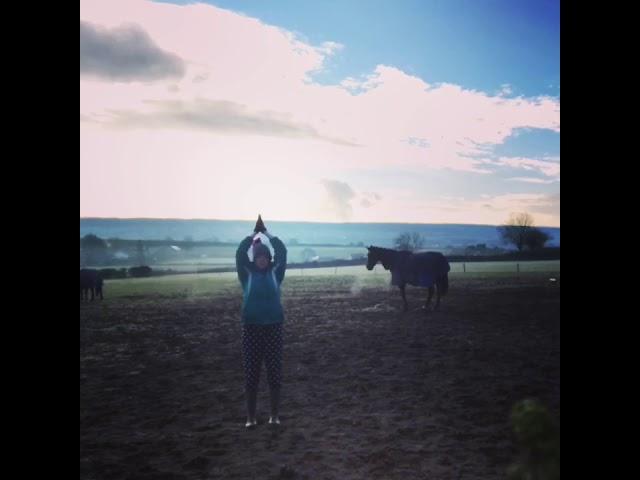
[236,235,287,324]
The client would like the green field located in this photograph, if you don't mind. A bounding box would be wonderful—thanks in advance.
[100,260,559,299]
[90,244,369,272]
[88,240,559,274]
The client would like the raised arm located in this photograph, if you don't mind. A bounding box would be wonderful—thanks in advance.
[265,231,287,284]
[235,234,254,286]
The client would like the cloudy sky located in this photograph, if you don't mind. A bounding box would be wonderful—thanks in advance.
[80,0,559,226]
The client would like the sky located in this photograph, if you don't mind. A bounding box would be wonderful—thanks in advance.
[80,0,560,226]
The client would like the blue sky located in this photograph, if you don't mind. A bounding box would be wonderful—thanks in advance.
[158,0,559,97]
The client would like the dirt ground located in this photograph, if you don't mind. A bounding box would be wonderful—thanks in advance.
[80,273,560,480]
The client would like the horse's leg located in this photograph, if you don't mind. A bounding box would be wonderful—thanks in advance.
[399,284,408,312]
[434,282,442,310]
[90,287,95,301]
[425,286,434,309]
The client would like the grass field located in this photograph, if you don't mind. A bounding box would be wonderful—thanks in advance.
[87,241,558,274]
[100,260,560,299]
[107,244,370,271]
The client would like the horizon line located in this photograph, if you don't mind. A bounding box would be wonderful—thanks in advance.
[80,216,560,229]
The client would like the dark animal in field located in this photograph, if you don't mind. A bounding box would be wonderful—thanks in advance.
[366,246,450,312]
[80,269,103,301]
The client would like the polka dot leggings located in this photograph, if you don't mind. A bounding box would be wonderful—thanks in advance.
[242,323,283,392]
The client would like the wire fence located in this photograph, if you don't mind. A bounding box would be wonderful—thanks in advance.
[190,260,560,279]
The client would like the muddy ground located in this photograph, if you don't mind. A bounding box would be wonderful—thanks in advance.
[80,273,560,480]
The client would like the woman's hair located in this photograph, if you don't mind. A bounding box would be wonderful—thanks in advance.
[252,238,272,261]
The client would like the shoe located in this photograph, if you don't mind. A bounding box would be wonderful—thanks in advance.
[268,417,280,425]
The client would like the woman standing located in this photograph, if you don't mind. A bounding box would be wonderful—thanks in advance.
[235,216,287,427]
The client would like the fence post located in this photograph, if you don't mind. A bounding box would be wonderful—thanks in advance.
[463,263,466,273]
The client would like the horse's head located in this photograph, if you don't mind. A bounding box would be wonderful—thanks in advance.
[366,246,391,270]
[366,246,377,270]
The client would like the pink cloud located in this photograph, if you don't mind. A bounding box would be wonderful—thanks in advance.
[80,0,560,224]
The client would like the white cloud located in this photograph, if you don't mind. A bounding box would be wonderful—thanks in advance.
[499,83,513,96]
[81,0,560,173]
[321,179,356,221]
[486,156,560,179]
[389,192,560,226]
[80,0,560,225]
[508,177,557,184]
[318,41,344,56]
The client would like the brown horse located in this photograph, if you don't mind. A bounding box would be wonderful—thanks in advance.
[80,269,103,301]
[366,246,450,312]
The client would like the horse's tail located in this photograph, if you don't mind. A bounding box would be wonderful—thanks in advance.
[438,273,449,296]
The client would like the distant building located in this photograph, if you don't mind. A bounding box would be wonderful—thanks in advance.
[113,251,129,260]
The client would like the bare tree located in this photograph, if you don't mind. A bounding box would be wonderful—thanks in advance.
[81,234,108,266]
[524,228,551,251]
[498,213,549,252]
[394,232,425,252]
